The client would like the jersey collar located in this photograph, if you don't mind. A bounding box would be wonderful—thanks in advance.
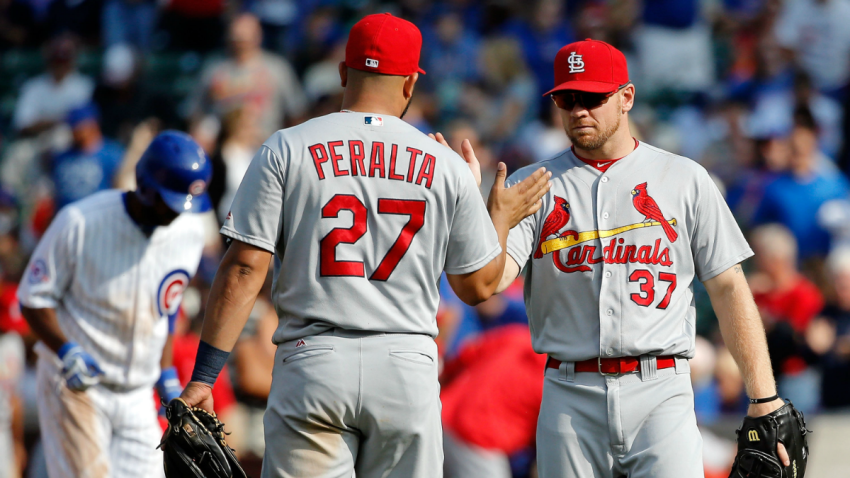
[572,138,639,172]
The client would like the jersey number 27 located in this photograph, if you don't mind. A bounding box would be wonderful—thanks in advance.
[320,194,426,281]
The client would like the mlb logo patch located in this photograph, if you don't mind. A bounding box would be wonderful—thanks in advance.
[295,339,306,347]
[365,116,383,126]
[365,58,379,68]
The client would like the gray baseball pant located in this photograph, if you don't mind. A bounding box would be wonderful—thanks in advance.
[261,330,442,478]
[537,357,704,478]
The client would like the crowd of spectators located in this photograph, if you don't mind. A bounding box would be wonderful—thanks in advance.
[1,0,850,477]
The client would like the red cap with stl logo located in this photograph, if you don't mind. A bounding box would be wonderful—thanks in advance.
[545,39,629,95]
[345,13,426,76]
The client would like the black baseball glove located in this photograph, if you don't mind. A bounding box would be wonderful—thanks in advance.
[729,400,811,478]
[158,398,248,478]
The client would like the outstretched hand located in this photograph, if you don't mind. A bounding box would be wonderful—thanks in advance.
[429,132,481,187]
[487,163,551,229]
[429,130,550,228]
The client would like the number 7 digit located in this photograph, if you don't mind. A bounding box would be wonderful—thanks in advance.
[370,199,427,281]
[657,272,676,309]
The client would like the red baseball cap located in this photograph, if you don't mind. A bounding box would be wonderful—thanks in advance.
[345,13,426,76]
[545,39,629,95]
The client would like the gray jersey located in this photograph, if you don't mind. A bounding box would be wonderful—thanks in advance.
[506,142,752,362]
[222,112,500,343]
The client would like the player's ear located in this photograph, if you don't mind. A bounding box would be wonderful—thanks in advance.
[339,61,348,88]
[403,72,418,100]
[621,84,635,113]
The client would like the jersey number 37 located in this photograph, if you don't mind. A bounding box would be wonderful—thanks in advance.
[320,194,425,281]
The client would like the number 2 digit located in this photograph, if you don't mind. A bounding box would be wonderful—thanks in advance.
[320,195,367,277]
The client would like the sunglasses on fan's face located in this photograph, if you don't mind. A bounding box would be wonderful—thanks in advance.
[551,83,630,111]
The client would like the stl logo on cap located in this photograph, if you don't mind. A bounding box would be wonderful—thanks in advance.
[545,39,629,95]
[568,52,585,73]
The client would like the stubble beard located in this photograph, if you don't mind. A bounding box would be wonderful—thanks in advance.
[566,100,622,151]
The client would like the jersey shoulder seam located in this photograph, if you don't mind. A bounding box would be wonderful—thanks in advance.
[638,143,701,166]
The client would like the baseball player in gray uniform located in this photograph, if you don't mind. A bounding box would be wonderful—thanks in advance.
[177,13,550,478]
[493,39,789,477]
[17,131,212,478]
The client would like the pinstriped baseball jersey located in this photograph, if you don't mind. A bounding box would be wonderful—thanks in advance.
[222,112,501,343]
[506,142,753,362]
[17,190,205,388]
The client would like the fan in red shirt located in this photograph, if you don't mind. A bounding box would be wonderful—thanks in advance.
[440,324,547,478]
[748,224,823,379]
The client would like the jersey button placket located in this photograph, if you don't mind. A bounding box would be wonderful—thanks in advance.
[596,173,617,363]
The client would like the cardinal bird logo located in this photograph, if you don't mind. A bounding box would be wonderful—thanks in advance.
[631,182,677,243]
[535,196,571,258]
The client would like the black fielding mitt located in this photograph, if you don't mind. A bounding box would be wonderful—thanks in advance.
[158,398,247,478]
[729,400,810,478]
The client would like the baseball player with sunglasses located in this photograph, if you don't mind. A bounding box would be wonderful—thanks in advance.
[437,39,809,478]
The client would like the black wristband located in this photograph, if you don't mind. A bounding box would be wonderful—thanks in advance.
[190,340,230,387]
[749,394,780,404]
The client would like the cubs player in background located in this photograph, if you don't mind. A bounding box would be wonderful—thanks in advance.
[177,13,550,478]
[18,131,211,478]
[437,39,789,477]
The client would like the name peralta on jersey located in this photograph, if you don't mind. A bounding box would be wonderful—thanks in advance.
[17,190,205,388]
[222,112,500,343]
[506,142,753,362]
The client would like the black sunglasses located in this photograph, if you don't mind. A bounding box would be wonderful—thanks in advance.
[551,82,631,111]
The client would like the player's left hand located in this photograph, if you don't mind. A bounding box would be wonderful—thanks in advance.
[488,163,551,229]
[747,398,791,466]
[178,381,214,414]
[156,366,183,414]
[58,342,104,391]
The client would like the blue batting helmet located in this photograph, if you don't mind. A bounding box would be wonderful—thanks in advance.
[136,130,212,213]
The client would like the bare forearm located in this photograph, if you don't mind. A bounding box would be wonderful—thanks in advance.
[11,393,25,475]
[200,243,271,352]
[707,266,777,400]
[201,265,267,352]
[446,218,509,305]
[160,334,174,369]
[495,253,520,294]
[20,306,67,353]
[476,217,512,296]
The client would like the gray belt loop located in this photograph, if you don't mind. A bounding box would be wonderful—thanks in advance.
[674,356,690,374]
[558,361,575,382]
[640,355,658,382]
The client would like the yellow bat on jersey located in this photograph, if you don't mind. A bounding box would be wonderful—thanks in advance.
[540,219,677,255]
